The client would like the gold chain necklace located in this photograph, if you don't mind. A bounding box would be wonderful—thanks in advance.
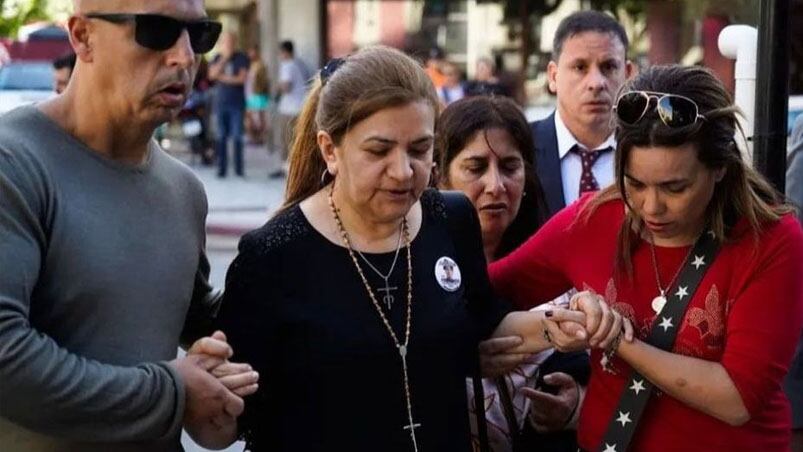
[648,234,696,315]
[327,186,421,452]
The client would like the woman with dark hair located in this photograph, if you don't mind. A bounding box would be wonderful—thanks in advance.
[435,96,547,261]
[489,64,803,451]
[436,96,589,452]
[191,46,626,451]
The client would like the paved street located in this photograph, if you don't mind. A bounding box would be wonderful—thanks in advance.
[169,138,285,452]
[169,138,286,288]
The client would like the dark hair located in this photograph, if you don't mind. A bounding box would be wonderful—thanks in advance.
[435,96,548,259]
[280,40,294,55]
[282,45,439,210]
[584,64,793,275]
[53,52,76,71]
[552,10,629,61]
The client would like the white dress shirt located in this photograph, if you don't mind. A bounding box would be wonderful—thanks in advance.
[554,110,616,206]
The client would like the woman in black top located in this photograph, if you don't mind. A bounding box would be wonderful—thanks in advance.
[193,46,625,452]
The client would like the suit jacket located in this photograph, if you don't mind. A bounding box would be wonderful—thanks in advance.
[523,113,587,451]
[531,112,567,219]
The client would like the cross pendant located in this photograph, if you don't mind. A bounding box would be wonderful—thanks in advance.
[398,344,421,452]
[403,421,422,452]
[378,282,397,309]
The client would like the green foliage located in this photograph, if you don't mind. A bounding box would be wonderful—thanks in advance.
[685,0,759,25]
[0,0,50,38]
[475,0,563,22]
[588,0,647,19]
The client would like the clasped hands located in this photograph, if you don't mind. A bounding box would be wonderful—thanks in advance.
[542,290,635,354]
[478,291,634,433]
[481,291,635,377]
[170,331,258,444]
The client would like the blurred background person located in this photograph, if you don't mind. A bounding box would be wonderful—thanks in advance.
[209,31,249,178]
[437,61,466,107]
[466,57,508,98]
[273,40,310,178]
[424,46,446,90]
[180,57,215,166]
[52,52,75,94]
[245,45,270,145]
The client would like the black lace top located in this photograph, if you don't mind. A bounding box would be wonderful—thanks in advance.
[216,189,509,451]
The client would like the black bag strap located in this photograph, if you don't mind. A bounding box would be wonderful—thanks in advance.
[440,191,492,452]
[599,230,722,451]
[496,375,522,440]
[497,375,536,452]
[471,375,492,452]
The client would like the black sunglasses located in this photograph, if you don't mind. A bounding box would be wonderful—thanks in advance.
[85,13,222,54]
[614,90,707,128]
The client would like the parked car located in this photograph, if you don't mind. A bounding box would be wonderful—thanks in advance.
[0,61,55,115]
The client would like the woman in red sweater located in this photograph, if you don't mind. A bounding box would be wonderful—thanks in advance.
[489,65,803,451]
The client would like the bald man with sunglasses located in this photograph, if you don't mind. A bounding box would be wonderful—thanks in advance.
[0,1,258,451]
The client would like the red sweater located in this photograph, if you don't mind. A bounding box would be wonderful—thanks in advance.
[489,195,803,451]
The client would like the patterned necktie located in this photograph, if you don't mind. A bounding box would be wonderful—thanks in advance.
[572,145,613,196]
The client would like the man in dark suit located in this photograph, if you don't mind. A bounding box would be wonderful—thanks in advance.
[521,11,634,451]
[533,11,634,217]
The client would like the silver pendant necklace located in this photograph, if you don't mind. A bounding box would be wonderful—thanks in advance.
[648,235,695,314]
[355,227,404,310]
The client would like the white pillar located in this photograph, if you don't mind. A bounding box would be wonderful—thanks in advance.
[277,0,321,71]
[258,0,280,84]
[718,25,757,162]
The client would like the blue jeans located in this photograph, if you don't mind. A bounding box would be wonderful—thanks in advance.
[216,107,244,176]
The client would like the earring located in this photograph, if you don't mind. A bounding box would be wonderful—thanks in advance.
[320,169,333,187]
[428,164,440,188]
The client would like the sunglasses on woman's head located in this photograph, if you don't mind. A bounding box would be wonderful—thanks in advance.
[614,90,707,128]
[84,13,222,54]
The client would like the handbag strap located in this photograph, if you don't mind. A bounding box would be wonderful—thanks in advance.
[599,230,721,451]
[496,375,522,440]
[440,191,492,452]
[472,375,492,452]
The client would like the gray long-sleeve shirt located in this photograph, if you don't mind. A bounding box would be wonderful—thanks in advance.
[0,106,220,451]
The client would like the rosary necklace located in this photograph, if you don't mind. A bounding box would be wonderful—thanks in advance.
[328,187,421,451]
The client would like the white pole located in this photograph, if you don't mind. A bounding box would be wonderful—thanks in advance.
[718,25,758,162]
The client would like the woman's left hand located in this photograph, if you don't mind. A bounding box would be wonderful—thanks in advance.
[541,309,589,353]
